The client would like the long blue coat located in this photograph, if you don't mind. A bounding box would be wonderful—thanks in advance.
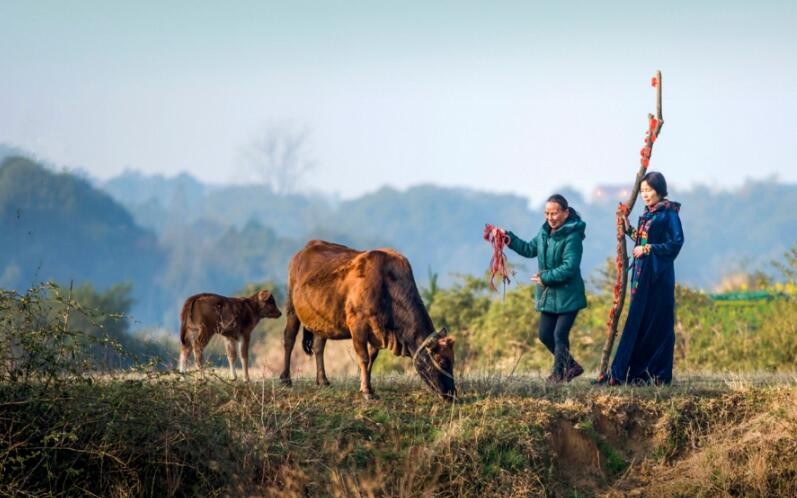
[610,200,684,384]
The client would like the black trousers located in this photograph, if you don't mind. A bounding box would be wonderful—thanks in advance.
[538,310,579,376]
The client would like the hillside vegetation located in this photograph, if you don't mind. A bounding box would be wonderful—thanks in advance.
[3,155,797,328]
[0,157,165,322]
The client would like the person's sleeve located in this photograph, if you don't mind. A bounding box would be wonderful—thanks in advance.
[506,231,538,259]
[650,211,684,258]
[540,234,583,285]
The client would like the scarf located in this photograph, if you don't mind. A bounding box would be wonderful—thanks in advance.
[630,200,680,295]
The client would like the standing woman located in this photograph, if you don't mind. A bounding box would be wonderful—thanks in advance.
[505,194,587,383]
[607,171,684,385]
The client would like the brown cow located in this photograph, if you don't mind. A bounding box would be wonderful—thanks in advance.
[179,290,281,381]
[279,240,456,400]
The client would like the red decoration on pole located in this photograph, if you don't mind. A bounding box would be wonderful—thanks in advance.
[598,71,664,379]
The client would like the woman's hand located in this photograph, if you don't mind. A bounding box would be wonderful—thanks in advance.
[530,273,542,285]
[632,245,649,258]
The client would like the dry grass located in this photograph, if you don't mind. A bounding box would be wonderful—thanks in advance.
[2,370,796,497]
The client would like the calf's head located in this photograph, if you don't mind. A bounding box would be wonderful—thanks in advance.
[413,328,456,401]
[252,290,282,319]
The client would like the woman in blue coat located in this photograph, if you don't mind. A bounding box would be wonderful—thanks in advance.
[608,171,684,385]
[505,194,587,383]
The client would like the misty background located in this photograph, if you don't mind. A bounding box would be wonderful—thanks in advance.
[2,150,795,332]
[1,2,795,331]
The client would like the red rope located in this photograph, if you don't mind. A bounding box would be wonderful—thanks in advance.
[483,224,511,291]
[606,203,630,327]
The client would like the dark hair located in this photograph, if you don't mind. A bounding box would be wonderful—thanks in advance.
[546,194,580,218]
[641,171,668,198]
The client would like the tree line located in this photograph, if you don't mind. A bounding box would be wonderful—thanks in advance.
[2,155,797,332]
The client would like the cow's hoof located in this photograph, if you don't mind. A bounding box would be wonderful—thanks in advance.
[362,392,380,401]
[279,376,292,387]
[317,378,331,387]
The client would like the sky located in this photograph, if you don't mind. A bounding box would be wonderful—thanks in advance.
[1,0,795,202]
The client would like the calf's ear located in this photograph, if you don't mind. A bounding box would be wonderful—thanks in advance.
[257,289,273,301]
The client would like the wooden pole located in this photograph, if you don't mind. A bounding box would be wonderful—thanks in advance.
[598,71,664,377]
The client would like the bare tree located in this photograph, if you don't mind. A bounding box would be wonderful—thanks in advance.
[243,125,315,194]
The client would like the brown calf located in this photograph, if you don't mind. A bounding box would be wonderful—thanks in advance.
[179,290,281,381]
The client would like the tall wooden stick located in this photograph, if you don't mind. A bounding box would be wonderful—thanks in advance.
[598,71,664,376]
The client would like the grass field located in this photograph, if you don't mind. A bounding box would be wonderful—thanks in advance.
[2,370,796,497]
[2,282,796,496]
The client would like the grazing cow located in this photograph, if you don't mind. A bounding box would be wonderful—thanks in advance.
[279,240,456,400]
[179,290,281,381]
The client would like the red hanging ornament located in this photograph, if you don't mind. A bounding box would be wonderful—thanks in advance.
[483,224,512,291]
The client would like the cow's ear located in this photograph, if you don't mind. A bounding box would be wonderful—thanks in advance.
[439,337,455,349]
[438,327,448,337]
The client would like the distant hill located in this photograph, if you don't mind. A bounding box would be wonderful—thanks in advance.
[101,172,335,238]
[100,170,209,234]
[0,157,165,323]
[322,184,543,286]
[0,144,31,164]
[101,170,797,295]
[102,169,209,207]
[4,161,795,329]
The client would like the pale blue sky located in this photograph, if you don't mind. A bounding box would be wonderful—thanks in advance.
[1,1,795,201]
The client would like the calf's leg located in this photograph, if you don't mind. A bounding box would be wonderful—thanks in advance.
[191,326,211,373]
[224,337,238,380]
[179,342,190,373]
[192,343,205,371]
[239,333,251,382]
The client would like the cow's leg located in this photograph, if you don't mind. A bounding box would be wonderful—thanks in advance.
[366,343,380,379]
[224,337,238,380]
[280,312,301,386]
[350,325,377,400]
[238,333,251,382]
[311,335,330,386]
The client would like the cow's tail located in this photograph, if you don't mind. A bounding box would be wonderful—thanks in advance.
[302,328,313,356]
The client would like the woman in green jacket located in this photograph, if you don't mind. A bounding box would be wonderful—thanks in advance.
[505,194,587,383]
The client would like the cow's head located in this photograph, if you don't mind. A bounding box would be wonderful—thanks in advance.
[253,290,282,319]
[413,328,456,401]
